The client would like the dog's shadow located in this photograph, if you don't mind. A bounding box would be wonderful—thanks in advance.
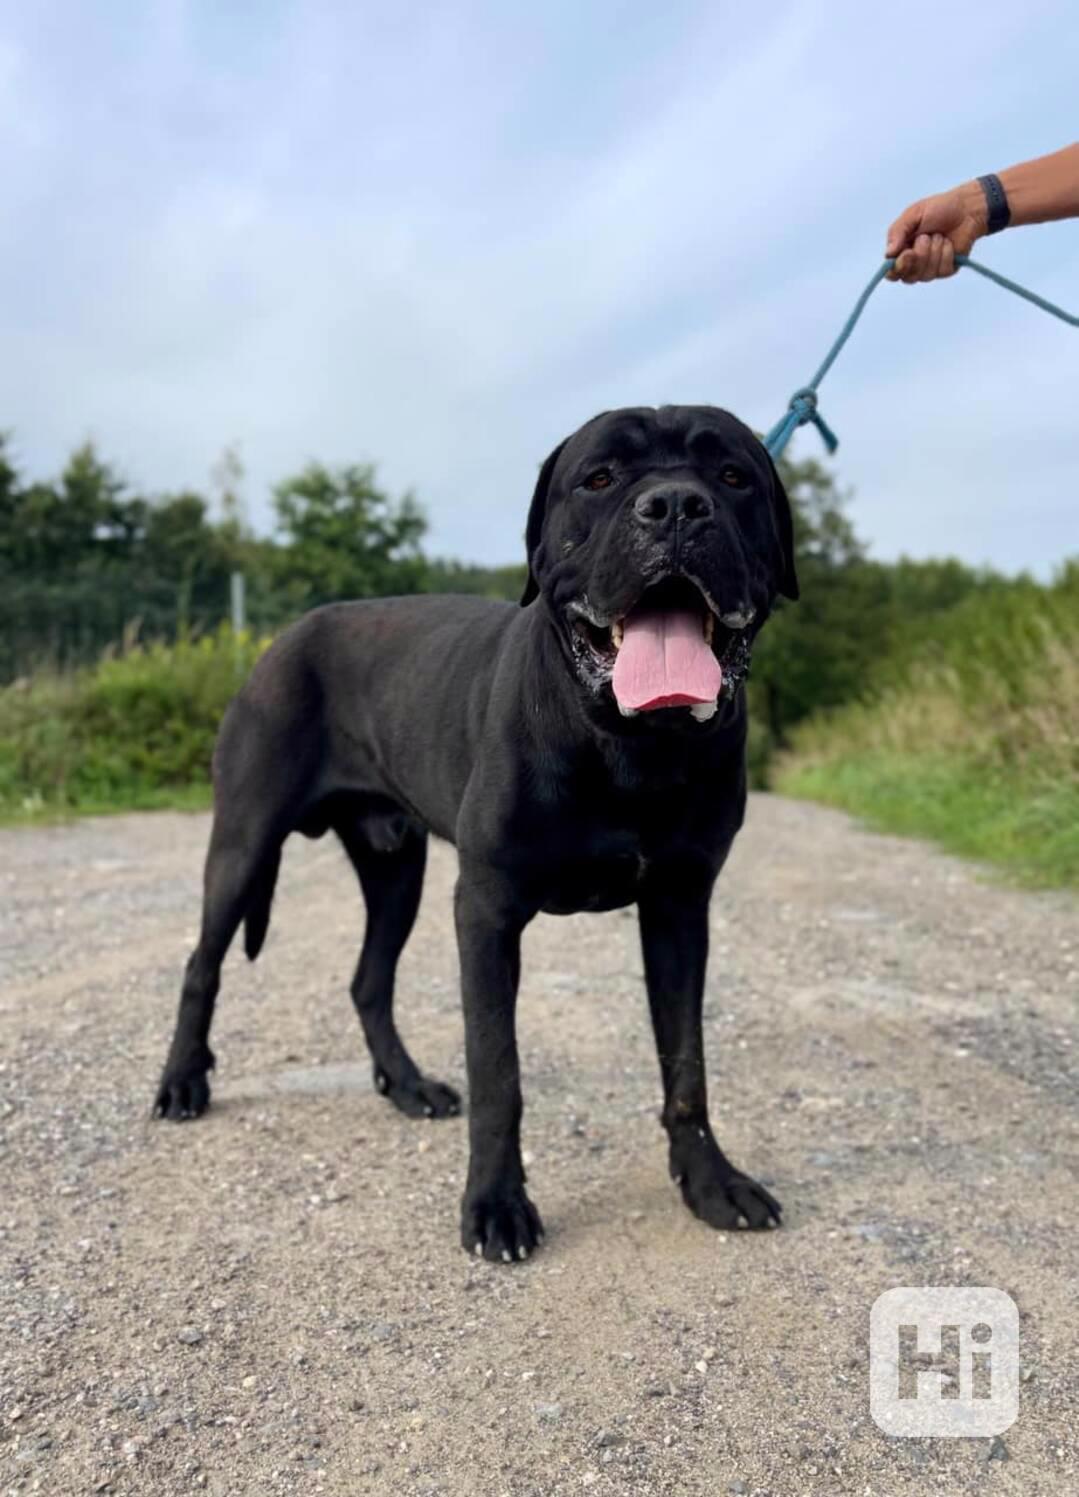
[216,1060,374,1107]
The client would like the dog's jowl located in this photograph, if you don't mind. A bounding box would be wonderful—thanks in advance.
[155,406,797,1262]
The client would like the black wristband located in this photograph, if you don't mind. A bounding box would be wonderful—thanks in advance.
[977,173,1011,235]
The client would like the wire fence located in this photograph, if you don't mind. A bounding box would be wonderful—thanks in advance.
[0,574,292,683]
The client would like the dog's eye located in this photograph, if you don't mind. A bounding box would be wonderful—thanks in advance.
[583,468,614,491]
[719,465,749,488]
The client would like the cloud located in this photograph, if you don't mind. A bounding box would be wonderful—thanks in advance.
[0,0,1075,574]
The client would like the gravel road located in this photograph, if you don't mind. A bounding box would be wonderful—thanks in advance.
[1,795,1077,1495]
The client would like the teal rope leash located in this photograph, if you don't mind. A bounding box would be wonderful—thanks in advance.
[763,255,1078,462]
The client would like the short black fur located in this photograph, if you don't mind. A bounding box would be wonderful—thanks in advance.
[154,405,795,1262]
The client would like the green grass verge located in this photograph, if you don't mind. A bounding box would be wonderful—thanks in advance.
[776,752,1079,889]
[775,566,1079,890]
[0,629,266,825]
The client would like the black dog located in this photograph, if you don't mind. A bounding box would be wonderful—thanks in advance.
[155,406,797,1261]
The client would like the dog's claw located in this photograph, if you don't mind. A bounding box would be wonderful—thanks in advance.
[374,1069,462,1121]
[153,1070,212,1123]
[675,1162,782,1233]
[461,1185,544,1264]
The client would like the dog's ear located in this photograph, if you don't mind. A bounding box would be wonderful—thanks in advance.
[520,439,568,607]
[763,449,799,601]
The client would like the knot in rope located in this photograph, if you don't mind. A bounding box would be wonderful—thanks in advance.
[761,256,1075,463]
[763,385,838,462]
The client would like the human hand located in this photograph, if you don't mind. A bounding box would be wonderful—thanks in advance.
[885,183,989,283]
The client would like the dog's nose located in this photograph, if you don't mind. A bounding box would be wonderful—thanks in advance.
[633,488,714,526]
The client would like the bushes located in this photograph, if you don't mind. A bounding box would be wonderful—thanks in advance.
[775,564,1079,886]
[0,629,267,819]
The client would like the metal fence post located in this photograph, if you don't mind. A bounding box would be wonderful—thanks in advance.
[230,572,246,635]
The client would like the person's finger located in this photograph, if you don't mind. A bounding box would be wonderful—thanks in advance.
[885,201,923,259]
[888,248,912,282]
[899,233,930,284]
[933,234,948,279]
[894,249,918,284]
[939,239,957,278]
[920,234,945,282]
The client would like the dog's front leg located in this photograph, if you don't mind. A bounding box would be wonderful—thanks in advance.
[455,868,543,1262]
[638,880,782,1231]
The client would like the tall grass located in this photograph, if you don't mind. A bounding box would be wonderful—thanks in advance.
[0,628,268,820]
[4,573,1078,891]
[775,564,1079,886]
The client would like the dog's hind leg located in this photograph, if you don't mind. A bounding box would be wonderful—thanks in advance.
[154,813,280,1120]
[154,685,311,1121]
[337,813,461,1119]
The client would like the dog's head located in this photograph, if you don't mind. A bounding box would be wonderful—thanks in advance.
[520,405,798,722]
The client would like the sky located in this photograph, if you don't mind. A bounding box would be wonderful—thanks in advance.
[1,0,1076,575]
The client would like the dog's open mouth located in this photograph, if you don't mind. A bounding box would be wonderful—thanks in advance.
[568,577,754,721]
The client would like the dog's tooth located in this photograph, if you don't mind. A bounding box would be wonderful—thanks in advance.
[719,606,755,629]
[611,620,624,650]
[702,613,714,645]
[617,702,639,718]
[474,1242,483,1257]
[690,701,718,722]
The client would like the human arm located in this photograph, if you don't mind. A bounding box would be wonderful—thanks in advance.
[885,143,1079,283]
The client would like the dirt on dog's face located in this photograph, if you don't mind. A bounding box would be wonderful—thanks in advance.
[520,405,799,723]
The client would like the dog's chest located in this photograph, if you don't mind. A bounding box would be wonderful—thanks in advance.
[538,826,647,915]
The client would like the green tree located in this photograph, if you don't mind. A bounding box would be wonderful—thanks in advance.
[209,444,253,575]
[0,434,21,569]
[5,442,132,573]
[272,462,427,607]
[747,459,992,783]
[423,557,527,601]
[750,458,888,761]
[135,492,232,633]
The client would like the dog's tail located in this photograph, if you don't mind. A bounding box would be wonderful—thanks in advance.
[244,845,282,962]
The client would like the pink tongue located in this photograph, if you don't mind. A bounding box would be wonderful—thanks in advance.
[612,609,722,712]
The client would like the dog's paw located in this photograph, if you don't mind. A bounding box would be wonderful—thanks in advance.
[152,1047,214,1119]
[678,1164,781,1232]
[153,1070,212,1122]
[374,1067,461,1120]
[461,1186,544,1263]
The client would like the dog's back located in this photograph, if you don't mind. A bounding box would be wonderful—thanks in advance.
[224,594,517,833]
